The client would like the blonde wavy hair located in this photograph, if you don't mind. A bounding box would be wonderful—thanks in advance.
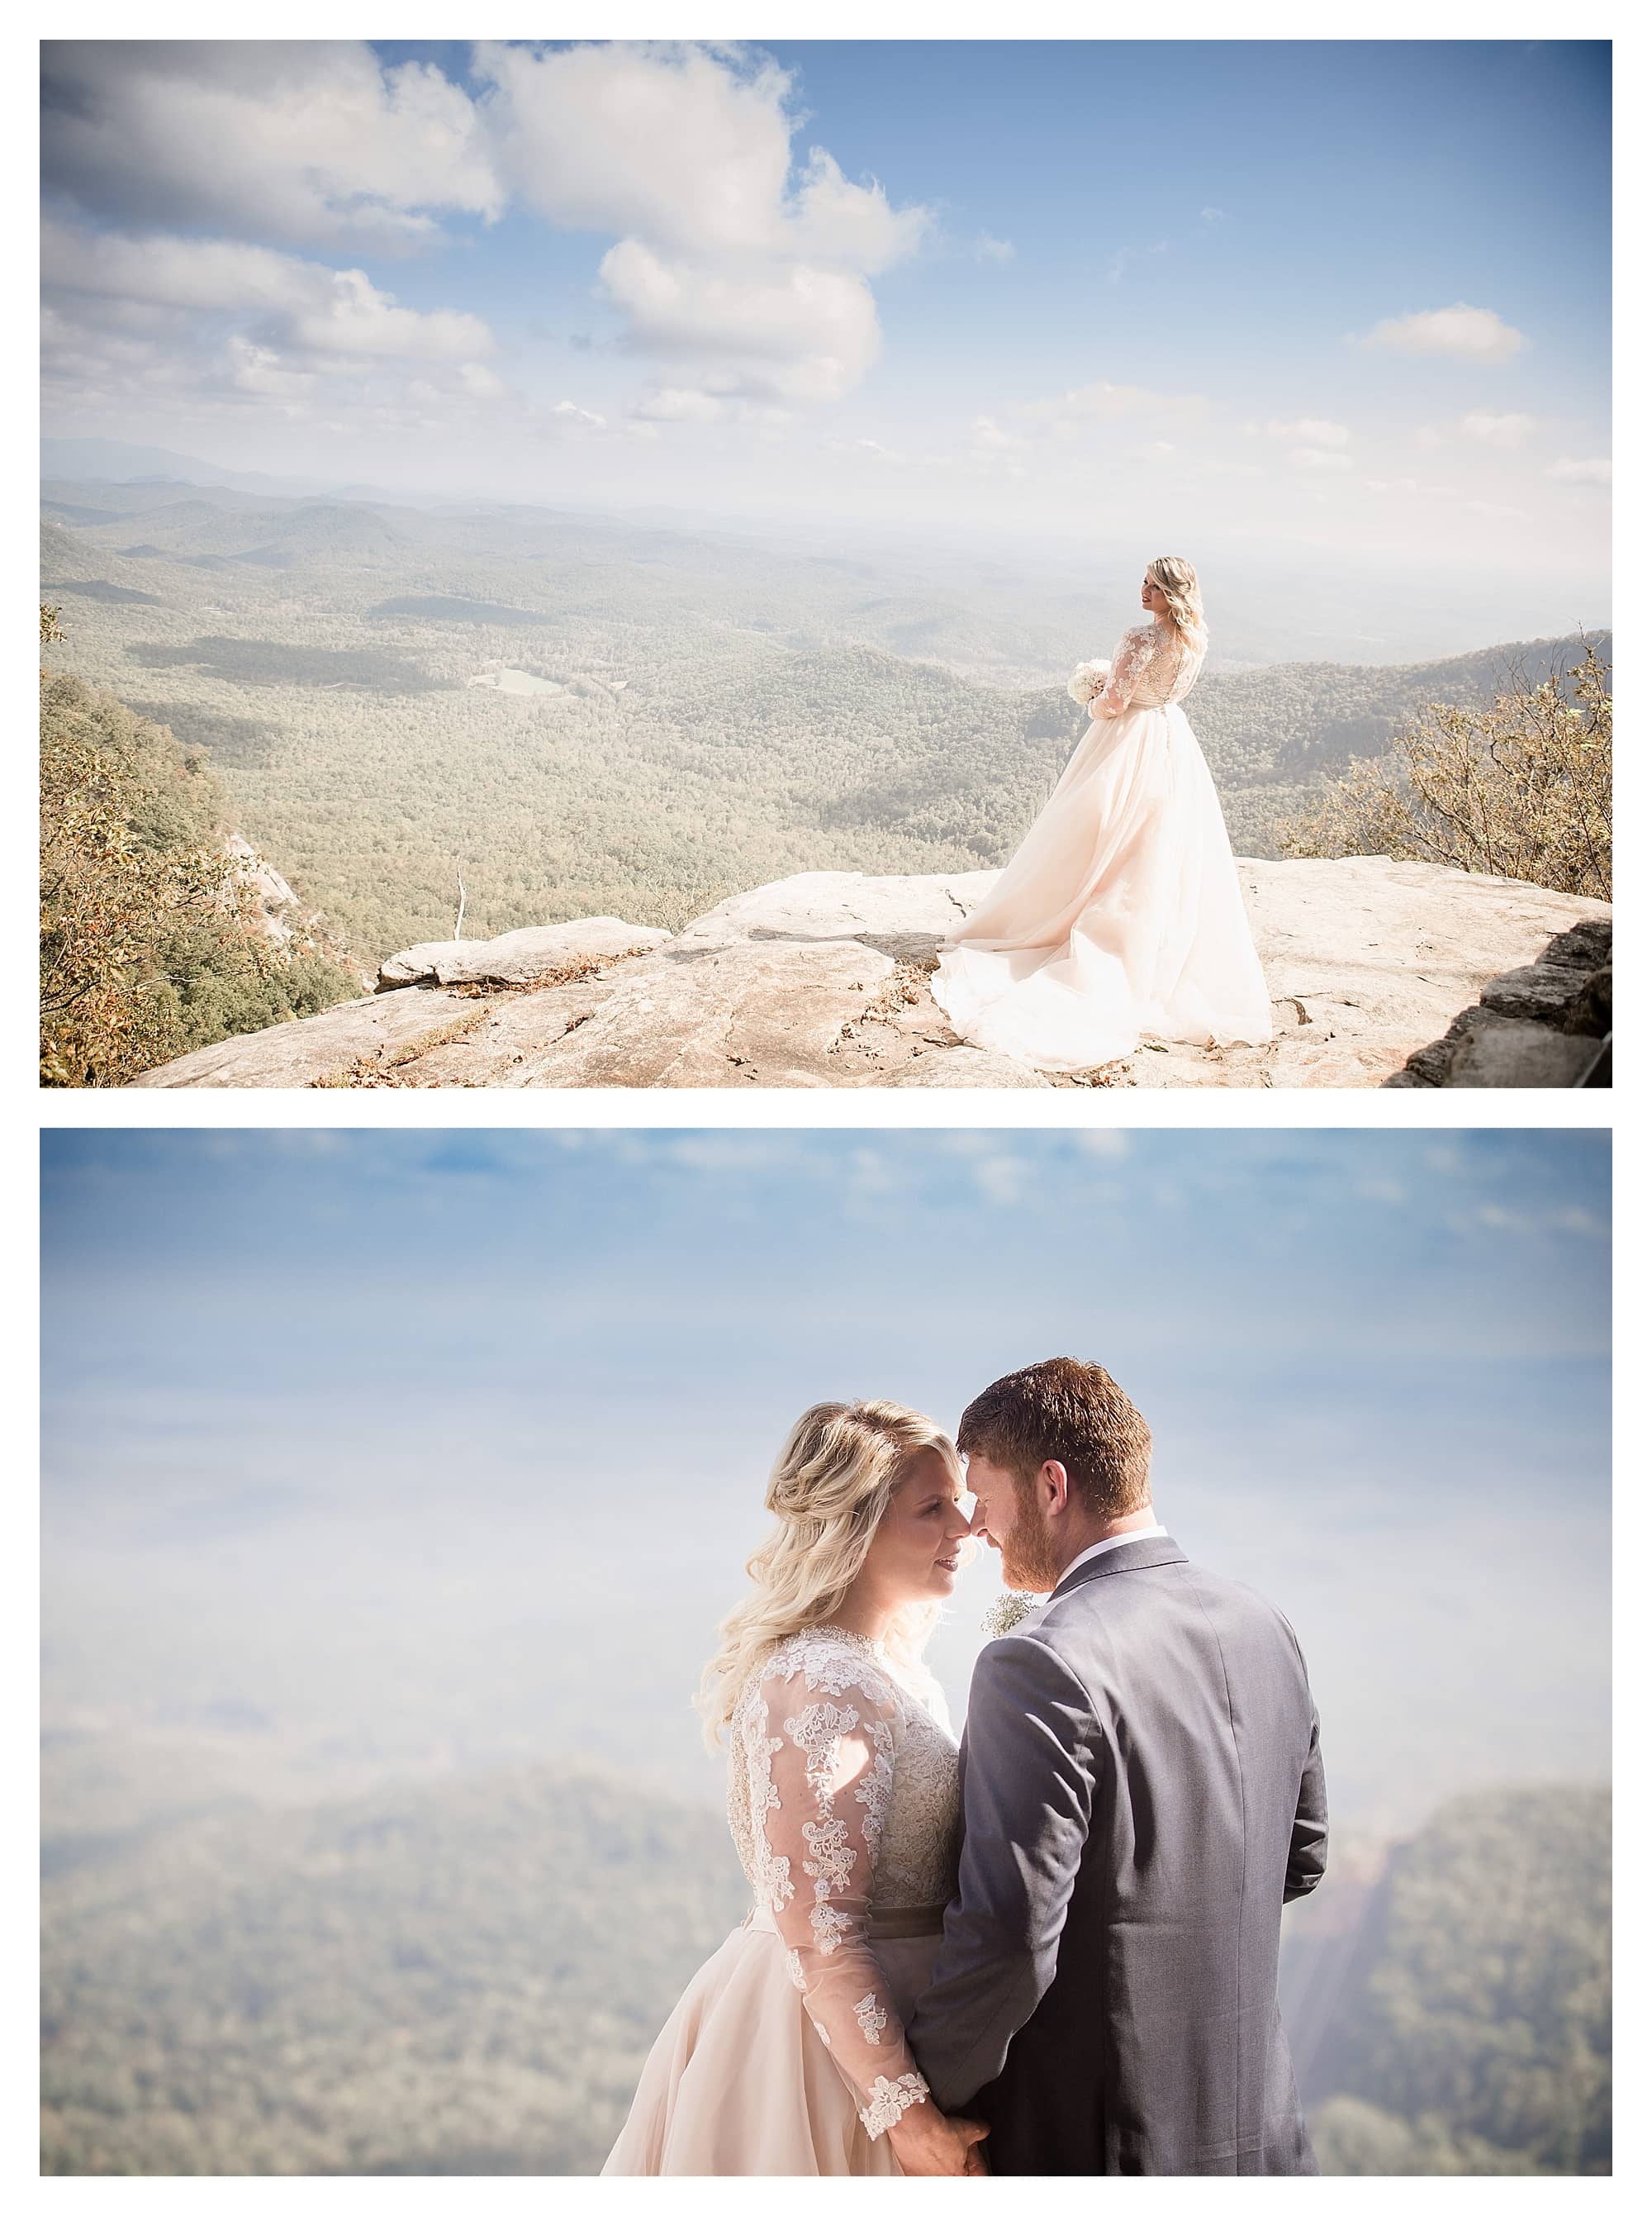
[695,1399,962,1748]
[1146,554,1208,649]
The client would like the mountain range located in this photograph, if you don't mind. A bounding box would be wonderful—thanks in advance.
[40,1745,1608,2177]
[40,476,1608,968]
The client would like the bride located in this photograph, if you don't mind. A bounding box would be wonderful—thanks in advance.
[602,1400,988,2177]
[932,556,1273,1073]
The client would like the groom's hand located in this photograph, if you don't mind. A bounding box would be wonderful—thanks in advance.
[889,2106,989,2176]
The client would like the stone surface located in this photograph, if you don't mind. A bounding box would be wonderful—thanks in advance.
[377,916,668,989]
[521,940,899,1088]
[887,1046,1051,1088]
[225,834,300,945]
[1388,915,1612,1089]
[131,857,1612,1091]
[130,985,482,1087]
[674,870,993,963]
[1437,1011,1602,1088]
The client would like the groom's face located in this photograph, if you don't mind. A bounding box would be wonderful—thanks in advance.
[964,1453,1065,1594]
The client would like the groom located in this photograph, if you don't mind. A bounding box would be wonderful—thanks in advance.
[907,1358,1327,2176]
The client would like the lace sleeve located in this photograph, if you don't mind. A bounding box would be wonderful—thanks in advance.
[754,1656,931,2142]
[1089,625,1151,717]
[1092,627,1152,717]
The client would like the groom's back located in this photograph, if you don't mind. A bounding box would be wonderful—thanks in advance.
[989,1543,1323,2175]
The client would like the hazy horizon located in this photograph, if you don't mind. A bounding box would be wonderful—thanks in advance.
[42,1129,1611,1838]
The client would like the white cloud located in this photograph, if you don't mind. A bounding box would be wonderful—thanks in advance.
[631,387,728,422]
[1268,417,1351,449]
[968,414,1021,453]
[40,40,501,252]
[970,1153,1034,1208]
[597,240,883,402]
[1460,411,1537,448]
[43,221,495,362]
[1199,207,1227,223]
[223,335,316,410]
[789,146,933,273]
[1548,456,1612,486]
[475,40,929,408]
[1415,426,1446,450]
[1072,1133,1132,1159]
[479,40,786,259]
[458,362,507,402]
[974,232,1015,263]
[1364,304,1529,362]
[1292,447,1353,471]
[1019,379,1205,439]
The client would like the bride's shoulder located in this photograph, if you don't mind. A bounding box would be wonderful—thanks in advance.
[758,1625,900,1703]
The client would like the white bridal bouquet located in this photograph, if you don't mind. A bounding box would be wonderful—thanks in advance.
[1067,658,1111,706]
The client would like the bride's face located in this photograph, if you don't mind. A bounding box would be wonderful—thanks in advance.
[857,1448,972,1605]
[1141,572,1170,616]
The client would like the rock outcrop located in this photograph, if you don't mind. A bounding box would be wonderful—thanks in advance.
[225,834,301,945]
[377,917,670,990]
[1387,916,1612,1087]
[130,858,1612,1090]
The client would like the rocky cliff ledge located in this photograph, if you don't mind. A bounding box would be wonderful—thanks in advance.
[130,858,1611,1090]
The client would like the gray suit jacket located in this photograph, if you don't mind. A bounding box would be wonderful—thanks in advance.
[907,1536,1327,2175]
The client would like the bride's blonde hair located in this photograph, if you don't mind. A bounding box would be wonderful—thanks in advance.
[696,1399,961,1748]
[1147,554,1208,649]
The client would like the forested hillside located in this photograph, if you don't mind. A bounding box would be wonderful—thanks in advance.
[41,1762,748,2176]
[39,649,359,1084]
[1286,1785,1611,2176]
[41,482,1607,964]
[40,1757,1607,2176]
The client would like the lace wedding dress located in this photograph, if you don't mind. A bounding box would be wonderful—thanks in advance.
[602,1626,961,2175]
[932,618,1273,1071]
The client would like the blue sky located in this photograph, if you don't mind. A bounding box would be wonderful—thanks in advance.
[41,1129,1610,1830]
[40,38,1610,587]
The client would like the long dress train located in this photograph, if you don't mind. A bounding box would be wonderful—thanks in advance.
[932,620,1273,1072]
[601,1626,961,2176]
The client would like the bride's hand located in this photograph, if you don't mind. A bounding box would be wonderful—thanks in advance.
[887,2102,989,2177]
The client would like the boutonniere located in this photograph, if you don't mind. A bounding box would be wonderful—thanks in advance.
[980,1591,1042,1638]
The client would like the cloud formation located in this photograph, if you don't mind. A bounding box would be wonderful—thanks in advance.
[40,40,501,252]
[1460,411,1537,448]
[1268,417,1352,449]
[475,40,931,403]
[40,39,933,424]
[1547,455,1611,485]
[44,221,494,361]
[1364,303,1529,361]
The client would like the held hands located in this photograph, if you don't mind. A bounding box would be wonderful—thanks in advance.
[887,2100,990,2177]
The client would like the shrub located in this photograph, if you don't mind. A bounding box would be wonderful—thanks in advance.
[40,656,358,1086]
[1276,641,1610,900]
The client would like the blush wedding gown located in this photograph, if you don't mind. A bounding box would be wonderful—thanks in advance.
[932,618,1273,1072]
[602,1625,961,2175]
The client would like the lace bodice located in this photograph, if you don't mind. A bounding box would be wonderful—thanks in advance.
[727,1626,961,2142]
[1094,620,1206,713]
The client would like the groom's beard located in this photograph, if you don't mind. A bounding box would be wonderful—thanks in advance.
[998,1490,1066,1594]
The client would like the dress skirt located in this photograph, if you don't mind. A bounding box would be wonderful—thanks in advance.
[932,699,1273,1072]
[602,1910,942,2176]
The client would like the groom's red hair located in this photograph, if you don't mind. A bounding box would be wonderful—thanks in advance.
[958,1357,1153,1519]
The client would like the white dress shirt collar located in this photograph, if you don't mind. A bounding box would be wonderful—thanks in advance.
[1060,1523,1170,1582]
